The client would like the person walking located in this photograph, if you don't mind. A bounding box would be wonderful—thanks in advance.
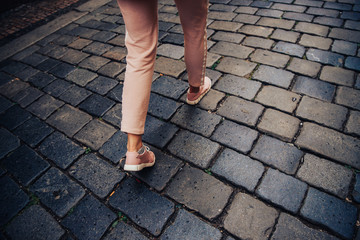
[117,0,211,171]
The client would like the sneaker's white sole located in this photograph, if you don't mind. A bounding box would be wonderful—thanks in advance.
[124,157,155,171]
[186,86,211,105]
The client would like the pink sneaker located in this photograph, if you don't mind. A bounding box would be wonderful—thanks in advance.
[124,146,155,171]
[186,77,211,105]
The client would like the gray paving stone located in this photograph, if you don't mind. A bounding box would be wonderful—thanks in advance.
[157,43,184,59]
[28,71,56,88]
[198,89,225,111]
[49,62,76,79]
[297,154,352,198]
[287,58,321,78]
[1,61,28,75]
[256,85,300,113]
[0,95,12,114]
[299,34,333,50]
[242,36,274,49]
[216,57,257,77]
[154,57,186,78]
[208,20,243,31]
[313,16,344,27]
[86,76,118,95]
[14,117,53,147]
[273,41,305,58]
[27,94,64,120]
[0,176,29,226]
[319,66,355,86]
[68,38,92,49]
[167,130,220,168]
[62,194,117,240]
[103,221,148,240]
[353,173,360,203]
[152,76,188,100]
[161,209,222,240]
[214,74,261,100]
[295,22,329,37]
[258,108,300,142]
[270,29,300,43]
[356,74,360,89]
[16,66,41,81]
[306,7,340,17]
[345,110,360,136]
[235,6,258,14]
[65,68,98,87]
[225,192,278,239]
[272,3,307,12]
[148,93,182,120]
[294,0,323,7]
[250,135,303,174]
[301,188,357,239]
[98,130,126,164]
[0,105,32,130]
[324,2,352,10]
[251,0,273,8]
[59,84,92,106]
[329,28,360,43]
[210,41,254,59]
[39,131,85,169]
[109,177,174,236]
[171,105,221,137]
[0,71,13,86]
[0,79,29,100]
[271,213,340,240]
[102,47,126,61]
[143,115,178,149]
[211,120,258,153]
[332,40,358,56]
[296,96,348,130]
[30,167,85,217]
[43,79,72,98]
[132,147,183,191]
[306,48,344,67]
[292,76,335,102]
[165,164,232,219]
[233,13,261,24]
[212,148,264,191]
[341,11,360,20]
[253,64,294,88]
[217,96,264,126]
[256,9,283,17]
[83,41,113,55]
[46,104,92,137]
[79,55,110,71]
[5,205,65,240]
[251,49,290,68]
[210,31,245,43]
[69,153,124,198]
[12,86,43,108]
[60,49,89,65]
[283,12,314,22]
[0,128,20,159]
[345,57,360,71]
[79,94,115,117]
[257,168,307,213]
[102,103,122,128]
[344,20,360,31]
[335,86,360,110]
[21,53,48,67]
[257,17,295,30]
[74,119,117,150]
[239,25,274,37]
[296,122,360,168]
[97,62,125,78]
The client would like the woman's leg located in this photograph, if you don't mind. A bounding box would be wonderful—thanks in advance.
[117,0,158,152]
[174,0,209,89]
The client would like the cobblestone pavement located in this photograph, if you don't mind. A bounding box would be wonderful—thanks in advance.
[0,0,359,239]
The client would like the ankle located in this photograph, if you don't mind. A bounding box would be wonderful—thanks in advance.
[189,85,200,93]
[127,134,143,152]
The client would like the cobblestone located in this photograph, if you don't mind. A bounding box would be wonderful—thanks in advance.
[242,36,274,49]
[299,34,332,50]
[211,120,258,153]
[296,122,360,168]
[335,86,360,110]
[104,221,147,240]
[257,17,295,30]
[165,164,232,219]
[292,76,335,102]
[143,115,178,148]
[0,128,20,159]
[256,85,300,113]
[258,108,300,142]
[109,177,174,236]
[301,188,357,239]
[297,154,352,198]
[320,66,355,86]
[210,41,254,59]
[306,48,344,67]
[152,76,188,100]
[218,96,264,126]
[0,105,32,130]
[250,135,303,174]
[224,192,278,240]
[287,57,321,78]
[14,117,53,147]
[212,148,264,191]
[216,56,257,76]
[270,29,300,43]
[251,49,290,68]
[332,40,358,56]
[345,110,360,136]
[239,25,274,37]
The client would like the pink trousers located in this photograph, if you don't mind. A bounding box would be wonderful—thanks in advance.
[117,0,209,135]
